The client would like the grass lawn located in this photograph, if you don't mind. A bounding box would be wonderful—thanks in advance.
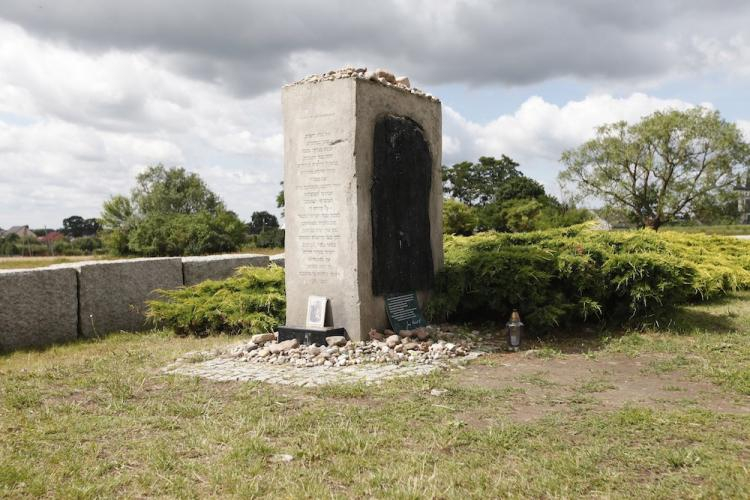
[662,224,750,236]
[1,294,749,497]
[0,255,115,270]
[238,246,284,256]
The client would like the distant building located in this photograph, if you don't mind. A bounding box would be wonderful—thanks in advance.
[0,225,38,239]
[38,231,65,244]
[736,171,750,225]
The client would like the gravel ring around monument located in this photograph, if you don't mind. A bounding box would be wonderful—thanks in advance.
[161,328,485,387]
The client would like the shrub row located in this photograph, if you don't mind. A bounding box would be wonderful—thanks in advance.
[146,225,750,336]
[426,224,750,329]
[146,265,285,336]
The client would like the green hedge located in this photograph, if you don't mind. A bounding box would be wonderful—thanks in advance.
[426,224,750,329]
[146,265,285,336]
[146,225,750,336]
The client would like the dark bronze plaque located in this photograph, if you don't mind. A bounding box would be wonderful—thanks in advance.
[385,292,428,333]
[371,115,433,295]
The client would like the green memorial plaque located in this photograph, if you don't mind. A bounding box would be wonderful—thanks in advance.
[385,292,427,333]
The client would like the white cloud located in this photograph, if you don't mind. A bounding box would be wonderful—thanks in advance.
[3,0,750,93]
[0,20,283,227]
[688,34,750,79]
[1,3,749,228]
[443,93,701,195]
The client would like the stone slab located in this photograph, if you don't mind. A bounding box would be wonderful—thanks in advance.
[0,267,78,351]
[270,253,285,268]
[277,325,346,345]
[56,258,183,338]
[182,253,269,285]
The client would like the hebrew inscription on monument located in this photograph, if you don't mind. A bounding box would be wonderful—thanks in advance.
[295,129,341,283]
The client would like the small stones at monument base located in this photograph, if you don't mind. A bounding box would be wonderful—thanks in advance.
[415,328,430,341]
[250,332,276,344]
[385,334,400,348]
[372,68,396,84]
[284,66,438,101]
[268,339,299,354]
[222,326,474,369]
[368,329,385,341]
[325,335,347,347]
[395,76,410,88]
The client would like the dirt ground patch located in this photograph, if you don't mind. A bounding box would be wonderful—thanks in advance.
[452,351,750,424]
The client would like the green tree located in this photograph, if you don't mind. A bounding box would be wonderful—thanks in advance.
[247,228,285,248]
[494,176,549,204]
[62,215,100,237]
[560,108,750,230]
[442,198,477,235]
[126,211,246,257]
[101,195,134,231]
[442,155,522,206]
[132,164,221,215]
[100,165,246,256]
[441,155,591,233]
[276,181,285,216]
[502,198,544,232]
[689,190,740,224]
[101,195,135,255]
[247,211,279,235]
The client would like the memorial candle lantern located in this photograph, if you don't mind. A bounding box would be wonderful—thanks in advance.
[506,309,523,351]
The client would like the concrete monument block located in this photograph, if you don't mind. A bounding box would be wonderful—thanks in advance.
[58,258,183,338]
[0,268,78,351]
[282,72,442,341]
[182,253,269,285]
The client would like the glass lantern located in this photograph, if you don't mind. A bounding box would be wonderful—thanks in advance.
[506,309,523,351]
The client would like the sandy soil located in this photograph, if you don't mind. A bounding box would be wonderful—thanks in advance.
[452,351,750,424]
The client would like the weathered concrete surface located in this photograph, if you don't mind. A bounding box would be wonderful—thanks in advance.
[182,253,269,285]
[58,258,183,338]
[354,79,443,337]
[0,268,78,351]
[270,253,285,268]
[283,79,361,339]
[282,78,442,341]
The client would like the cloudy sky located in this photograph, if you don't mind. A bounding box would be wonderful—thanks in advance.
[1,0,750,228]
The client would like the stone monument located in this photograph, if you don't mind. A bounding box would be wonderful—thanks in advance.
[282,68,443,341]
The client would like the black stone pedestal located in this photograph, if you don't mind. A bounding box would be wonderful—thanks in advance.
[277,326,348,346]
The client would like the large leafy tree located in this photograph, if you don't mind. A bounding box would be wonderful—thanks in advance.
[442,198,478,236]
[442,155,522,206]
[276,181,285,217]
[247,211,279,235]
[132,165,221,215]
[62,215,101,237]
[442,155,591,233]
[560,108,750,230]
[101,165,245,256]
[494,175,550,204]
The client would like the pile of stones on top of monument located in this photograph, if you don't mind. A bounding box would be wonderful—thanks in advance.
[286,66,439,101]
[221,326,477,368]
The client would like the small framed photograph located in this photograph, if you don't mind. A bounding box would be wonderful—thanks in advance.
[306,295,328,328]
